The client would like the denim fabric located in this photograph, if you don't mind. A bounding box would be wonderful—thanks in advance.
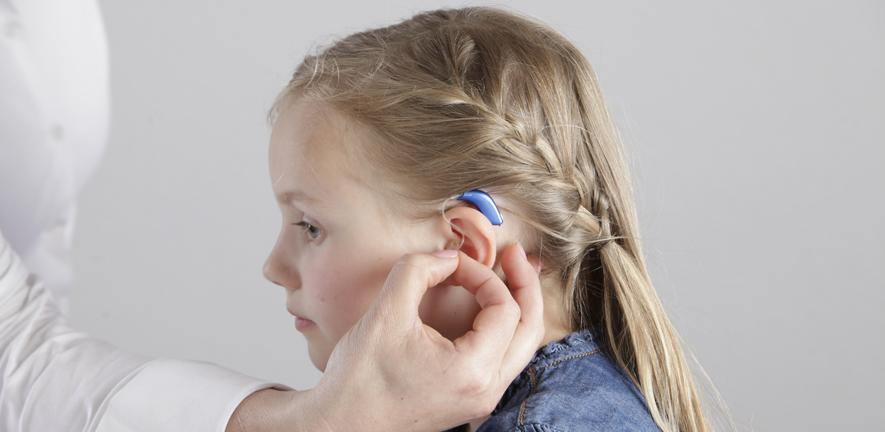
[446,328,660,432]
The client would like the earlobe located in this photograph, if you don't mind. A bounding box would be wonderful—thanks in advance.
[442,206,497,268]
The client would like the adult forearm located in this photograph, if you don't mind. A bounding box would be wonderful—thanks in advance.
[227,388,336,432]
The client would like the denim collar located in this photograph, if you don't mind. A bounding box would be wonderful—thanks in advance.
[493,327,600,414]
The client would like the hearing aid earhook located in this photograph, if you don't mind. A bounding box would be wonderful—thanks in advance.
[456,190,504,226]
[441,189,504,251]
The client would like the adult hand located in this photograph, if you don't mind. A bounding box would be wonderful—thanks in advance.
[226,243,544,432]
[308,243,545,431]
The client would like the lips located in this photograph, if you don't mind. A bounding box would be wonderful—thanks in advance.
[295,316,315,331]
[287,305,316,331]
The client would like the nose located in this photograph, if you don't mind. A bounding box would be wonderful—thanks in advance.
[263,238,299,290]
[262,258,284,288]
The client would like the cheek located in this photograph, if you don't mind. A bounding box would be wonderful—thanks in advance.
[308,252,397,339]
[303,252,398,372]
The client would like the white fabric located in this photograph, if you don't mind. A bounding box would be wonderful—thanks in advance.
[0,1,286,430]
[0,231,288,432]
[0,230,147,431]
[95,359,290,432]
[0,0,109,313]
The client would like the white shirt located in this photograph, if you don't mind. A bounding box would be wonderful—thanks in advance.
[0,0,108,312]
[0,232,287,431]
[0,1,285,430]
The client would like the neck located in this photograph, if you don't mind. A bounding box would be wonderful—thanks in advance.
[539,271,574,345]
[466,274,572,431]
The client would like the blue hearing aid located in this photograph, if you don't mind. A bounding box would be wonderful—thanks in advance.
[456,189,503,226]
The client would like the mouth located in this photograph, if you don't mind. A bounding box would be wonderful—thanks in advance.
[294,316,316,331]
[287,306,316,331]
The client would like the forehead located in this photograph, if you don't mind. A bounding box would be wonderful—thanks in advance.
[269,99,360,202]
[271,99,340,174]
[267,98,416,234]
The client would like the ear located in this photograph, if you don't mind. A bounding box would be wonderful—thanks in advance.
[440,204,497,268]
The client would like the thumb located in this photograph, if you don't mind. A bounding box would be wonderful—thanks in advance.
[371,250,460,331]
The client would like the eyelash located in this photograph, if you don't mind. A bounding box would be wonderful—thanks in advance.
[293,220,322,240]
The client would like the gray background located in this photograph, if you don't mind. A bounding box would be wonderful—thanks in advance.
[69,1,884,430]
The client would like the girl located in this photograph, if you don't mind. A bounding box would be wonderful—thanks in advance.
[263,6,715,432]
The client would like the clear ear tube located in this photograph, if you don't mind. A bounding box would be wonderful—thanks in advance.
[440,195,467,251]
[451,226,466,251]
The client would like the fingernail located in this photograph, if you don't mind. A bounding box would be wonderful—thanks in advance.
[433,249,458,258]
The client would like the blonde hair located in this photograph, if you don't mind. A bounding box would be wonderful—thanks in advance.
[273,6,721,432]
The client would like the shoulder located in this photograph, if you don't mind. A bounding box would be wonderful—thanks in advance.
[476,329,661,432]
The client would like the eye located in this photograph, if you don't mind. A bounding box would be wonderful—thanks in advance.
[293,220,322,241]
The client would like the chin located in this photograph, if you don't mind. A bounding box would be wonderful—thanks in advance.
[307,344,330,372]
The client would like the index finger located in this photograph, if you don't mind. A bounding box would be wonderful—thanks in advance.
[371,251,460,333]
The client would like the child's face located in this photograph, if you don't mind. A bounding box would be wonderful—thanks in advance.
[264,99,482,371]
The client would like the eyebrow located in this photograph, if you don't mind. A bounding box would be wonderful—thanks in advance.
[276,189,319,206]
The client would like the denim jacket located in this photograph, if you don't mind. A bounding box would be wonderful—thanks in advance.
[446,328,660,432]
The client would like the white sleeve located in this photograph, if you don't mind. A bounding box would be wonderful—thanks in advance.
[94,359,291,432]
[0,231,289,432]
